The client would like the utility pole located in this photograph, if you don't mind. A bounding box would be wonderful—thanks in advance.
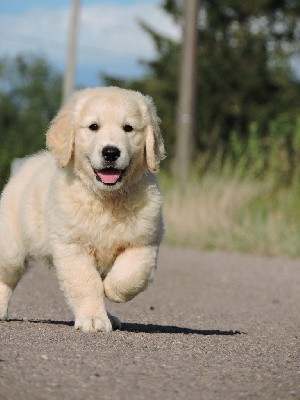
[63,0,80,104]
[175,0,199,183]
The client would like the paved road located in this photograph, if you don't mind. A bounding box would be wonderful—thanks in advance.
[0,246,299,400]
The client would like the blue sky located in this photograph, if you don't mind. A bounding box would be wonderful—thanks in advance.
[0,0,143,14]
[0,0,180,87]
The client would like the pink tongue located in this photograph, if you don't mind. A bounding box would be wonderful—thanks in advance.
[97,169,122,184]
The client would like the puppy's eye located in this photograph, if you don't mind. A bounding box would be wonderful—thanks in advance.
[89,123,99,131]
[123,124,133,133]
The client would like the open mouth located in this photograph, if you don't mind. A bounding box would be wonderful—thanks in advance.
[93,168,125,186]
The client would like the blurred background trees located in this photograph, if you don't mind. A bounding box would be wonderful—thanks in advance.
[104,0,300,178]
[0,55,62,186]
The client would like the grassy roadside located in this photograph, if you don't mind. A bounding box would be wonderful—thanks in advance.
[159,166,300,258]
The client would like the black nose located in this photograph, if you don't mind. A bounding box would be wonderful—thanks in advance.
[102,146,121,162]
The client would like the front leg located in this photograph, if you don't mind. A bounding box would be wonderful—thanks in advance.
[53,242,114,332]
[104,245,159,303]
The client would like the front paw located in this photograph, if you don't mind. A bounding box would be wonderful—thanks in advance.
[104,278,137,303]
[74,315,112,333]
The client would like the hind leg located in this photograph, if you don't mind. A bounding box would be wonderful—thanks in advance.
[0,240,26,320]
[0,281,13,320]
[0,264,26,320]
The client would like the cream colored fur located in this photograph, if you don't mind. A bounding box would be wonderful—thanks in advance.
[0,87,165,332]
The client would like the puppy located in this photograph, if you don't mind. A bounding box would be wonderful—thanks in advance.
[0,87,165,332]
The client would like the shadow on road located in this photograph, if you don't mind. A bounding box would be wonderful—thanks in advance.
[7,319,244,335]
[122,323,243,335]
[7,318,74,326]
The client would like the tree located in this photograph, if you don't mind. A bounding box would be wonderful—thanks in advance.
[0,54,62,188]
[102,0,300,172]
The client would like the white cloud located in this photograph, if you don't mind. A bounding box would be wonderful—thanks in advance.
[0,2,180,85]
[79,3,179,57]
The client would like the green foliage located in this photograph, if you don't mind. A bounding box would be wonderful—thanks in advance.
[0,54,62,188]
[102,0,300,175]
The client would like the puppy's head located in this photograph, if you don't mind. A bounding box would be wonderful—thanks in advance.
[46,87,165,192]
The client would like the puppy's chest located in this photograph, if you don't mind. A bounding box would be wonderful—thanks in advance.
[75,204,146,257]
[84,207,142,246]
[93,245,124,276]
[84,211,140,274]
[67,190,159,272]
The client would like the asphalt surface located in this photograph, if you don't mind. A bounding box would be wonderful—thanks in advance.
[0,245,299,400]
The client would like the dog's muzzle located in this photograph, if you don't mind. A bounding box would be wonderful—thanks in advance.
[92,146,128,186]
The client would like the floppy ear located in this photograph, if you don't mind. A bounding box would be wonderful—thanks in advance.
[46,104,75,168]
[144,96,165,173]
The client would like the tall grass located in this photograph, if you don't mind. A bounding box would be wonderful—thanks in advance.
[164,175,300,257]
[162,176,300,257]
[160,115,300,257]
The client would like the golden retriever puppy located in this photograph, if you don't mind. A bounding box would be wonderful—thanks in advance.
[0,87,165,332]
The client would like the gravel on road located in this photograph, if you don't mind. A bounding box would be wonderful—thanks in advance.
[0,245,299,400]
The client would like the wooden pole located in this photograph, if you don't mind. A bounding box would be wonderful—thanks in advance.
[63,0,80,104]
[176,0,199,182]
